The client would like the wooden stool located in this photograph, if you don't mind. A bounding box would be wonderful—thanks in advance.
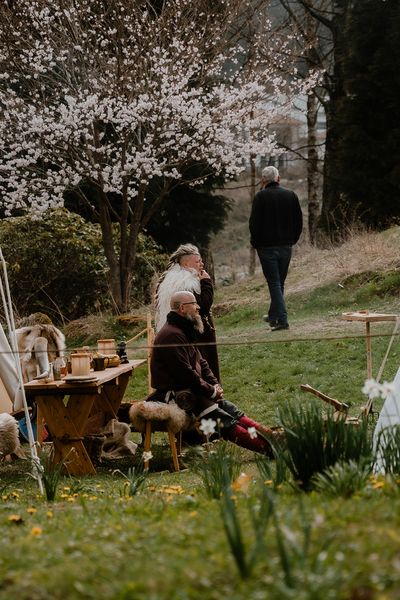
[129,400,192,471]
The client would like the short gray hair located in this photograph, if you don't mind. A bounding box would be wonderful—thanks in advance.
[261,166,279,182]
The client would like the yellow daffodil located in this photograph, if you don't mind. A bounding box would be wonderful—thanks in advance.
[231,472,252,493]
[372,481,385,490]
[8,514,23,524]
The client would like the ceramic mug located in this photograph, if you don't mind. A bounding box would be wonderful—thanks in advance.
[97,339,116,356]
[70,353,91,376]
[92,356,110,371]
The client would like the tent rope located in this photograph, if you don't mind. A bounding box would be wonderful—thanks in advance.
[0,248,43,495]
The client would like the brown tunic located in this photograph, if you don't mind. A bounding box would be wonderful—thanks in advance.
[151,313,218,401]
[150,312,243,431]
[194,278,220,381]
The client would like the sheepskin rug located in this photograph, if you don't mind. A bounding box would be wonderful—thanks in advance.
[101,419,138,459]
[129,401,192,434]
[0,413,21,458]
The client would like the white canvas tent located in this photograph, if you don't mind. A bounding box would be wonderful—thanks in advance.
[0,248,43,493]
[373,366,400,473]
[0,322,24,413]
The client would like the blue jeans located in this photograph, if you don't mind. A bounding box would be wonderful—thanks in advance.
[257,246,292,326]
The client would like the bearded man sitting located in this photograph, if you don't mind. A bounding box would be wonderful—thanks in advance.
[149,290,274,455]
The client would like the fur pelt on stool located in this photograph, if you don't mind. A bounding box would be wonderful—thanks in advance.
[0,413,21,459]
[129,401,192,434]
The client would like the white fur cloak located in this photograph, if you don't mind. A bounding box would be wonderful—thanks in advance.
[154,264,201,332]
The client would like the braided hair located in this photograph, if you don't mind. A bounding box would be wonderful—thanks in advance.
[154,244,201,331]
[165,244,200,269]
[156,243,200,292]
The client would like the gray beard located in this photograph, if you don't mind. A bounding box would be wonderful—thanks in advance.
[186,313,204,335]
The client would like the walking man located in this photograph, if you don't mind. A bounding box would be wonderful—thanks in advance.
[249,166,302,331]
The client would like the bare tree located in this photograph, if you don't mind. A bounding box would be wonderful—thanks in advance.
[279,0,354,239]
[270,0,334,244]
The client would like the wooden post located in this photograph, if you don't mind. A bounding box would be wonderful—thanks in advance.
[146,312,155,394]
[167,429,180,472]
[366,321,372,379]
[143,420,152,471]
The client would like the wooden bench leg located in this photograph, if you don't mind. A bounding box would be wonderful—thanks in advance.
[144,421,152,470]
[36,405,47,444]
[167,429,180,472]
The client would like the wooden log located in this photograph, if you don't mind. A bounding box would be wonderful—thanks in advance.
[300,384,349,413]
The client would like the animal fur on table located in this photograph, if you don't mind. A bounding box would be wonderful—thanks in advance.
[15,315,65,383]
[129,401,193,434]
[0,413,22,459]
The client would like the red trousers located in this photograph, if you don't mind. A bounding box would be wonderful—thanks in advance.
[228,415,273,456]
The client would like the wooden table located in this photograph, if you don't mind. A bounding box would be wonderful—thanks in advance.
[24,360,145,475]
[341,311,398,379]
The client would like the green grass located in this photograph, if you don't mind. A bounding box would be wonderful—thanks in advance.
[1,268,400,599]
[2,459,400,599]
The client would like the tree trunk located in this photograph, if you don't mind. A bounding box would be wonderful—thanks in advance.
[96,189,123,312]
[304,8,321,245]
[306,92,320,245]
[249,153,256,276]
[318,2,351,239]
[95,185,143,314]
[201,246,215,286]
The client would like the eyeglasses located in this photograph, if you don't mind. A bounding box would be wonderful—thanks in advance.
[180,301,198,306]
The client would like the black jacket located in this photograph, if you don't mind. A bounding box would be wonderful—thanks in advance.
[249,181,303,248]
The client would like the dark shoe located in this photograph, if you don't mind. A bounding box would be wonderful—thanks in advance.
[271,323,289,331]
[263,315,278,326]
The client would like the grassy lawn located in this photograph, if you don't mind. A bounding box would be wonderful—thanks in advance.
[1,244,400,599]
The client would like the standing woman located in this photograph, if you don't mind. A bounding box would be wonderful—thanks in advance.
[154,243,220,381]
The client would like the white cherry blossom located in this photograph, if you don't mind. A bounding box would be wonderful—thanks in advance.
[0,0,320,311]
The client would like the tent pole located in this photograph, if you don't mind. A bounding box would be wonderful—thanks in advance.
[0,248,43,495]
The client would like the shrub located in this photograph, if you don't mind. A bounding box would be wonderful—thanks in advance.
[312,460,372,498]
[375,425,400,476]
[129,233,166,306]
[0,208,109,321]
[278,402,372,490]
[0,209,165,321]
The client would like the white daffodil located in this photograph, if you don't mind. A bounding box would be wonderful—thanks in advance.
[142,451,153,462]
[361,378,382,398]
[248,426,258,439]
[199,418,217,437]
